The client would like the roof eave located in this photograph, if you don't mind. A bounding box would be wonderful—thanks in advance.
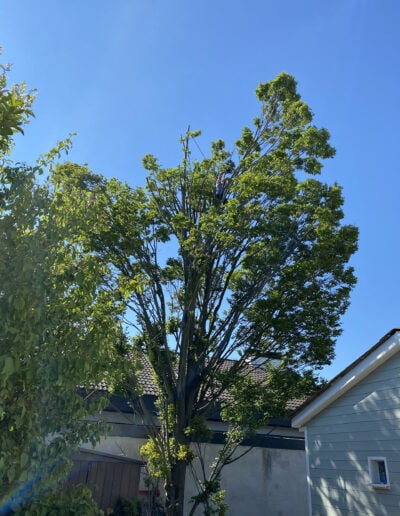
[292,328,400,429]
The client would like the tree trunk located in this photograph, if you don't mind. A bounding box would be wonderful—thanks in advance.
[165,460,187,516]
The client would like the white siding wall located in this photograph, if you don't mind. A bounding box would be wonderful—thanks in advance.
[306,351,400,515]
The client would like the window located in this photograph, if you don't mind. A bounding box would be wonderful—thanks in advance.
[368,457,390,489]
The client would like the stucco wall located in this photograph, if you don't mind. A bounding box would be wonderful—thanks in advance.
[305,351,400,515]
[184,443,308,516]
[89,421,308,516]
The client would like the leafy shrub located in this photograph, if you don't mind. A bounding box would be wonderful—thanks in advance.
[14,485,103,515]
[113,497,141,516]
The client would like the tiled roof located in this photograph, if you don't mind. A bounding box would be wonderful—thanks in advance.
[137,356,158,395]
[137,355,267,396]
[134,355,304,414]
[84,355,304,417]
[286,397,307,412]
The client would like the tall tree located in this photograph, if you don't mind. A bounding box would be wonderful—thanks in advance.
[0,61,126,512]
[56,73,358,515]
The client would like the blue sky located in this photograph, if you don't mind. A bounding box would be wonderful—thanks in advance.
[1,0,399,380]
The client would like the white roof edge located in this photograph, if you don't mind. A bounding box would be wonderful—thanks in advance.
[292,330,400,429]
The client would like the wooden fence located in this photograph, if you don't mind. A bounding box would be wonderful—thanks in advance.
[64,449,144,511]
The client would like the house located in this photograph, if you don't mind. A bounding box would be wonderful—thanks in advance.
[82,357,309,515]
[292,328,400,516]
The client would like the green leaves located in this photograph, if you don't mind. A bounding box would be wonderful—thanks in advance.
[0,70,356,515]
[124,76,356,509]
[0,61,35,156]
[256,71,300,104]
[142,153,159,171]
[2,356,15,379]
[0,149,125,509]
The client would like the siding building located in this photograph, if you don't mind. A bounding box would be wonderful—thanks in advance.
[292,328,400,516]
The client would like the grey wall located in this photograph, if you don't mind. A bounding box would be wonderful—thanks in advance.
[88,417,308,516]
[306,351,400,515]
[184,441,307,516]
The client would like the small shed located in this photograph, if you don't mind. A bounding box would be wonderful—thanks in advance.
[64,448,144,511]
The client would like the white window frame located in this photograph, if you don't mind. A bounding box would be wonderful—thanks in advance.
[368,456,390,489]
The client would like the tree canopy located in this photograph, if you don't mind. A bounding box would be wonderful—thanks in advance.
[0,61,126,512]
[51,72,358,515]
[0,63,358,515]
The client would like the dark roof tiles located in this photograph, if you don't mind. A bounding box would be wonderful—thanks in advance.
[85,355,304,417]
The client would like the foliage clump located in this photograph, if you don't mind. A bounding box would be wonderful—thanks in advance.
[0,55,128,511]
[13,486,103,516]
[0,57,358,516]
[113,496,141,516]
[97,73,357,515]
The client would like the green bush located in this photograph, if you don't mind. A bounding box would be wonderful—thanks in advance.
[113,497,141,516]
[14,485,103,515]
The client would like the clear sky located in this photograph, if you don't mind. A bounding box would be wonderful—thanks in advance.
[1,0,399,380]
